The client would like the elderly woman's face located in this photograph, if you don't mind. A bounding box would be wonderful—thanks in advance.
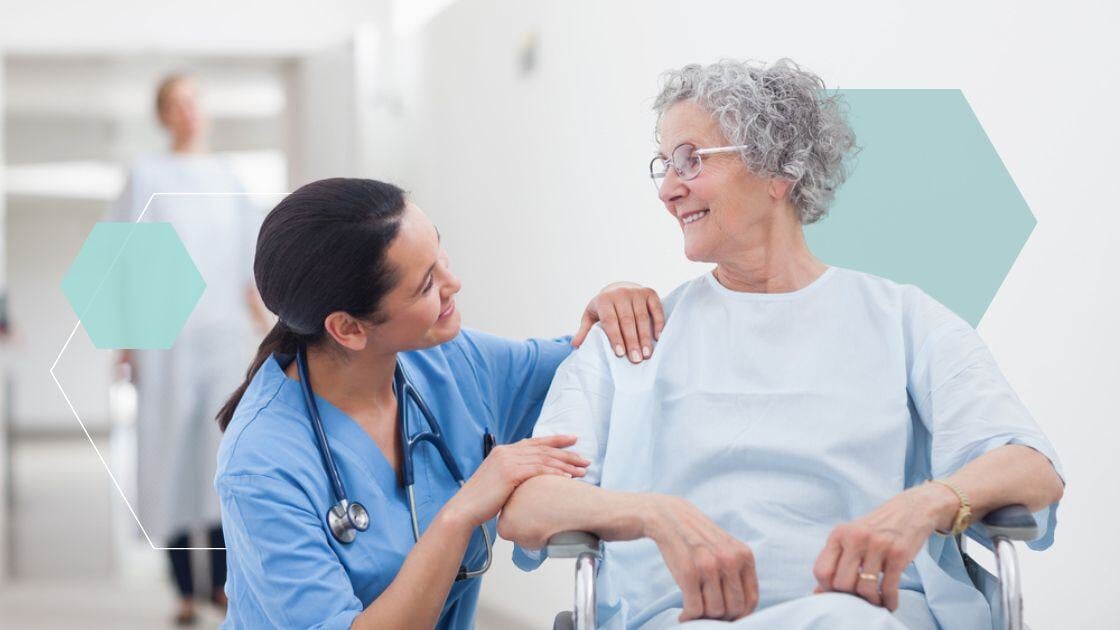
[657,101,777,263]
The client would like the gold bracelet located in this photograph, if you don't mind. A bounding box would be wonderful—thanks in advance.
[929,479,972,536]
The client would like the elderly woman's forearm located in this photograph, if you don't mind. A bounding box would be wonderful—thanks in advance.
[497,476,649,549]
[945,444,1064,516]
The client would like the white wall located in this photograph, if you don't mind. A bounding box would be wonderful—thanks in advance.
[0,0,386,56]
[287,43,360,186]
[5,197,114,432]
[0,55,6,287]
[0,52,9,584]
[362,1,1119,627]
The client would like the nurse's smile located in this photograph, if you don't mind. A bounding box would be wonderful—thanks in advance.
[438,300,456,320]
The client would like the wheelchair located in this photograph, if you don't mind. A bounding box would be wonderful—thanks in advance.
[547,504,1038,630]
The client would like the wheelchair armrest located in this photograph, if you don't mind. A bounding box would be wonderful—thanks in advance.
[970,504,1039,542]
[547,531,602,559]
[967,505,1035,630]
[548,532,601,630]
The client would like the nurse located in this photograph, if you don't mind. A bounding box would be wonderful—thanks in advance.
[213,177,664,629]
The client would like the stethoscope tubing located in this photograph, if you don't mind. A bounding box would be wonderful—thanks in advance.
[296,347,353,512]
[295,345,493,579]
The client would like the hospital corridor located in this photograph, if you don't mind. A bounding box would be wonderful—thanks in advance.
[1,1,1117,628]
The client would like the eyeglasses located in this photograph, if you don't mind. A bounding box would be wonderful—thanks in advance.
[649,143,749,195]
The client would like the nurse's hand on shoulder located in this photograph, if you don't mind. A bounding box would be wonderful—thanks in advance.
[573,282,665,364]
[447,435,590,528]
[640,495,759,622]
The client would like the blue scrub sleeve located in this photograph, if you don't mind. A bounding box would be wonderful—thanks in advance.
[453,330,574,444]
[906,297,1065,551]
[219,474,363,629]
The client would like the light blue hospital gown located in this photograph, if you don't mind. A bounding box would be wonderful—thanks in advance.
[110,153,261,544]
[515,267,1063,630]
[217,329,571,629]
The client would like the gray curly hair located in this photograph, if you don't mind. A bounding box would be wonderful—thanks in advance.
[653,59,857,225]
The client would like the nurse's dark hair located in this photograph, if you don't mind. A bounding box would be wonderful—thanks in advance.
[216,177,408,432]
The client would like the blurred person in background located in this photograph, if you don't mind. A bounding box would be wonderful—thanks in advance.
[111,73,269,625]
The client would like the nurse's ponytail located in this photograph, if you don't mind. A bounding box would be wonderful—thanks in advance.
[215,319,300,431]
[216,178,407,432]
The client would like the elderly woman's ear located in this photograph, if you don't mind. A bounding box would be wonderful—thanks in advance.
[768,178,793,202]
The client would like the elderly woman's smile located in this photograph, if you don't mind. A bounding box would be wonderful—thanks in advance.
[654,99,786,266]
[680,209,709,225]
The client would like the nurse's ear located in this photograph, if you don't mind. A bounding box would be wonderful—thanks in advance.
[323,311,370,352]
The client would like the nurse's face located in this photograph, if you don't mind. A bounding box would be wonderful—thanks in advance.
[656,101,782,263]
[369,202,463,351]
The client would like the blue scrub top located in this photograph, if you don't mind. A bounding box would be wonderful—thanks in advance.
[215,329,572,629]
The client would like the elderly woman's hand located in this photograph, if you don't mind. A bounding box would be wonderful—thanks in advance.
[642,495,759,622]
[811,483,959,610]
[573,282,665,363]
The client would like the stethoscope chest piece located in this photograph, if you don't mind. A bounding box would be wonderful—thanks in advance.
[294,346,492,576]
[328,499,370,544]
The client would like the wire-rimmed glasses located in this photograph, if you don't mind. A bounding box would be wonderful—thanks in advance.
[649,143,749,195]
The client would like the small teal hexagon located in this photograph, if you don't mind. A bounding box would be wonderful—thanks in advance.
[61,222,206,349]
[806,89,1035,326]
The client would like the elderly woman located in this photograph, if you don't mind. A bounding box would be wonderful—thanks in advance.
[498,60,1064,629]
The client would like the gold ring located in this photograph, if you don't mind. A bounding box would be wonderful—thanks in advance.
[858,572,880,581]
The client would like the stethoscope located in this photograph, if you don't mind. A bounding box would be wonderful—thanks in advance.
[295,346,494,580]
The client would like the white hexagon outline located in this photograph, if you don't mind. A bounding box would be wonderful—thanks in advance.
[50,191,287,551]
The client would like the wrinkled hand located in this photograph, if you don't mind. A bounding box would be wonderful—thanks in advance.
[812,483,958,610]
[449,435,590,528]
[573,282,665,364]
[643,495,759,622]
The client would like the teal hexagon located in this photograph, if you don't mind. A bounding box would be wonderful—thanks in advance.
[61,222,206,349]
[806,89,1034,326]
